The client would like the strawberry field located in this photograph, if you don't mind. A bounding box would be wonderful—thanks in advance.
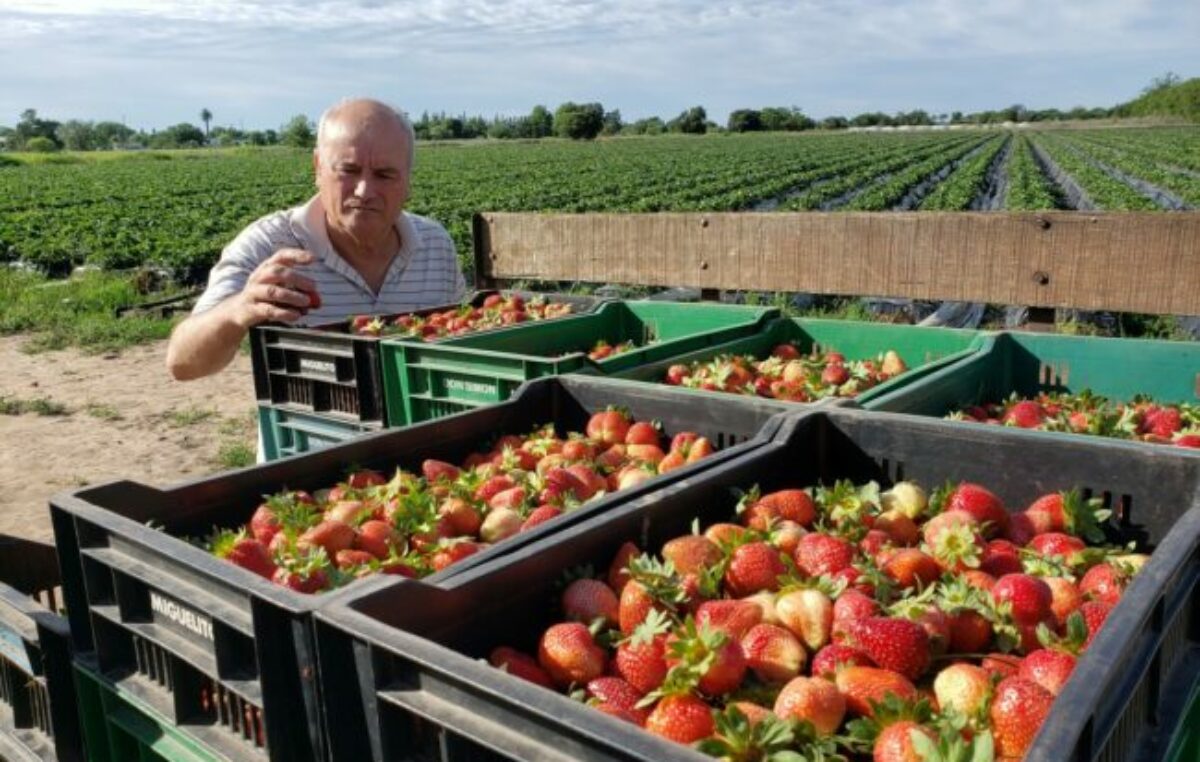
[1,126,1197,280]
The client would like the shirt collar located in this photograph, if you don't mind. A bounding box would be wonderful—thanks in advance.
[289,195,416,295]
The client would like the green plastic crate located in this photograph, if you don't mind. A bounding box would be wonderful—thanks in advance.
[1165,677,1200,762]
[74,660,224,762]
[868,331,1200,438]
[380,300,778,425]
[604,317,989,409]
[258,405,376,461]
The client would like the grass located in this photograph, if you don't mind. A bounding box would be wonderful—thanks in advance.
[215,441,256,470]
[84,403,123,421]
[168,406,216,427]
[0,268,181,353]
[0,395,71,416]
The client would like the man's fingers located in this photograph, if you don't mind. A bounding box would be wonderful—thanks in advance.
[255,282,313,309]
[262,303,304,323]
[270,248,316,267]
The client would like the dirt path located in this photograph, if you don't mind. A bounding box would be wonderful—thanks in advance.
[0,337,258,542]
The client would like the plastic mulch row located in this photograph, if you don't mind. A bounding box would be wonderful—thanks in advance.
[381,300,779,425]
[0,535,82,762]
[49,375,795,762]
[249,289,608,426]
[313,407,1200,762]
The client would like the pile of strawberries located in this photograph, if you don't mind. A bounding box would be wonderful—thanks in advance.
[488,479,1144,760]
[588,339,638,361]
[952,391,1200,449]
[349,293,574,339]
[207,409,717,594]
[663,344,909,402]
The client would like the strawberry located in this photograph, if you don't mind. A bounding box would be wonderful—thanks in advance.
[1019,648,1077,696]
[421,459,461,483]
[561,578,619,627]
[607,541,640,595]
[696,599,764,641]
[560,438,596,461]
[1024,489,1109,543]
[657,450,688,474]
[810,644,875,678]
[334,549,374,570]
[566,464,608,498]
[873,510,919,546]
[586,408,631,446]
[521,505,562,531]
[740,623,805,683]
[1003,399,1045,428]
[479,507,522,543]
[355,520,399,559]
[298,519,356,556]
[981,652,1023,679]
[822,363,849,387]
[249,502,283,545]
[1079,601,1112,650]
[794,533,855,577]
[686,437,715,462]
[848,617,930,680]
[744,489,817,530]
[873,720,936,762]
[345,469,387,489]
[705,522,749,547]
[775,588,833,652]
[429,540,482,572]
[624,421,660,446]
[211,530,276,580]
[980,539,1023,577]
[662,535,723,576]
[644,694,715,744]
[1028,532,1087,559]
[488,486,528,512]
[475,474,517,504]
[943,482,1009,538]
[1044,576,1084,626]
[992,573,1053,626]
[586,677,648,724]
[616,614,670,693]
[771,521,807,557]
[271,551,329,593]
[1079,562,1128,607]
[834,666,918,717]
[538,622,607,688]
[882,549,941,589]
[773,676,846,735]
[438,497,483,537]
[326,500,373,526]
[618,580,658,636]
[832,589,881,642]
[990,677,1054,758]
[947,609,993,654]
[724,542,787,597]
[665,620,747,697]
[880,481,928,519]
[932,663,991,717]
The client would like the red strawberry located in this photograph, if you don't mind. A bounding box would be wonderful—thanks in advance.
[345,469,387,489]
[586,409,631,446]
[615,630,669,694]
[822,363,849,387]
[724,542,787,597]
[212,531,276,580]
[832,590,881,642]
[489,646,555,689]
[272,563,328,593]
[990,677,1054,758]
[624,421,660,446]
[834,666,918,717]
[882,549,942,589]
[562,579,619,627]
[521,505,562,531]
[696,599,764,641]
[607,542,640,595]
[1003,399,1045,429]
[944,483,1009,538]
[666,624,747,697]
[774,676,846,735]
[1079,562,1128,607]
[334,549,374,570]
[662,535,723,576]
[644,695,715,744]
[421,459,460,483]
[1044,576,1084,625]
[429,540,483,572]
[298,519,356,556]
[873,720,936,762]
[1019,649,1077,696]
[355,520,399,559]
[947,609,993,654]
[811,644,875,679]
[475,474,517,504]
[1079,601,1112,649]
[795,533,855,577]
[980,539,1023,577]
[488,486,528,512]
[586,677,648,724]
[1175,434,1200,448]
[1024,490,1108,543]
[538,622,607,688]
[848,617,930,680]
[249,503,282,545]
[745,489,817,530]
[740,624,805,683]
[618,580,657,635]
[992,573,1053,626]
[1028,532,1086,559]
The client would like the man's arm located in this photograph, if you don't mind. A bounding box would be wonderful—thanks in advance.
[166,249,319,381]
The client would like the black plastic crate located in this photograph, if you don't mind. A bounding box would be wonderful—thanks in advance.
[49,375,791,762]
[0,536,82,762]
[313,408,1200,762]
[249,290,607,426]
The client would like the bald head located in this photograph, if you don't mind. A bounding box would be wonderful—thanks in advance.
[317,98,415,170]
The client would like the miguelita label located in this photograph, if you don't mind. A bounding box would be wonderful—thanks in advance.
[299,358,338,376]
[149,591,214,642]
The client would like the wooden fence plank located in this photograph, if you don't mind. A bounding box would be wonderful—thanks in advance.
[473,212,1200,315]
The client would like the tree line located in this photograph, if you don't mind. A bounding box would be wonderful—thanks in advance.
[2,76,1187,152]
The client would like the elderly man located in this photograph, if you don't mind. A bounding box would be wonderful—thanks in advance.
[166,98,466,380]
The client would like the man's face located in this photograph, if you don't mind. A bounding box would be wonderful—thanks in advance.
[314,123,411,246]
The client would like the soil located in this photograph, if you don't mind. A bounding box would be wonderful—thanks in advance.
[0,337,258,543]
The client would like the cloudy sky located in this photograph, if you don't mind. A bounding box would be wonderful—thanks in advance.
[4,0,1197,131]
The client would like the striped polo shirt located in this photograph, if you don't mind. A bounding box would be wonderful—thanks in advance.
[192,195,467,322]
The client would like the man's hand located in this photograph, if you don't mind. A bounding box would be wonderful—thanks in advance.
[232,248,322,328]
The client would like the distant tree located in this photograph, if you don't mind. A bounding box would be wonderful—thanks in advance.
[624,117,665,135]
[56,120,95,151]
[759,107,814,131]
[25,136,58,152]
[528,105,553,138]
[949,111,964,124]
[895,110,933,126]
[669,106,708,134]
[200,108,212,140]
[601,109,623,136]
[553,102,605,140]
[14,109,61,150]
[149,122,205,148]
[280,115,315,147]
[727,109,763,132]
[820,116,848,130]
[92,121,135,149]
[850,111,892,127]
[1143,72,1181,95]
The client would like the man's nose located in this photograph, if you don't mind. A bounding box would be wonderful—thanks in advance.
[353,178,372,197]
